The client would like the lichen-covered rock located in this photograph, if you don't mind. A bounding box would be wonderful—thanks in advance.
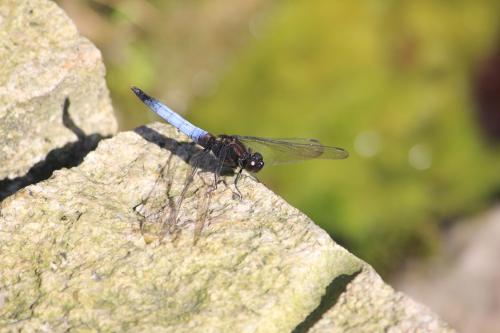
[0,123,453,332]
[305,266,454,333]
[0,0,117,180]
[0,1,455,331]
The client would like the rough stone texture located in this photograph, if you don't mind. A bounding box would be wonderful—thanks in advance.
[0,123,454,332]
[305,266,454,333]
[0,0,117,181]
[0,1,455,331]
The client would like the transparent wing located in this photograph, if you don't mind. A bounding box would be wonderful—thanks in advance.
[235,136,349,166]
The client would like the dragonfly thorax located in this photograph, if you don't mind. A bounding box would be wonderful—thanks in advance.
[202,134,265,173]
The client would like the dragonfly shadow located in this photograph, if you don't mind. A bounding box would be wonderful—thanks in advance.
[133,125,251,240]
[133,126,236,245]
[0,97,110,201]
[133,126,229,175]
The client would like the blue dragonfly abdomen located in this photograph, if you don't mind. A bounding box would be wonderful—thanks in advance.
[132,87,208,144]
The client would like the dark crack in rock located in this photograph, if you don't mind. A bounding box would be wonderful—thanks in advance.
[0,0,117,184]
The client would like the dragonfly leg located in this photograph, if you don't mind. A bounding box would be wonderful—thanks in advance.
[233,168,244,201]
[212,146,229,192]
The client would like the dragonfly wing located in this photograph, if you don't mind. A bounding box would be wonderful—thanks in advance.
[235,136,348,166]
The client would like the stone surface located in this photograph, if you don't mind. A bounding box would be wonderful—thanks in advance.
[0,123,453,332]
[394,206,500,333]
[304,266,454,333]
[0,1,456,331]
[0,0,117,181]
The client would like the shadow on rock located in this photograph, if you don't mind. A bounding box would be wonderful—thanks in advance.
[133,125,232,175]
[0,98,110,201]
[292,270,362,333]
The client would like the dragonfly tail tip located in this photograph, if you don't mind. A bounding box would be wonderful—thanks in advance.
[131,86,149,102]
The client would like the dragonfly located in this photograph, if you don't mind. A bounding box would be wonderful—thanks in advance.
[131,87,348,196]
[132,87,348,239]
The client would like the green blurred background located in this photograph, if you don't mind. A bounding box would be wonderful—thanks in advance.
[57,0,500,276]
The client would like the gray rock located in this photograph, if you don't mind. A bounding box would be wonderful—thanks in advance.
[0,0,117,183]
[0,123,454,332]
[394,206,500,333]
[0,0,455,331]
[302,266,455,333]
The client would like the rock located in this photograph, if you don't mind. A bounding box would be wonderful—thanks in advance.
[0,0,117,187]
[302,266,454,333]
[394,206,500,333]
[0,1,455,331]
[0,123,454,332]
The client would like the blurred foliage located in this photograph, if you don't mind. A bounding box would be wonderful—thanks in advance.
[58,0,500,275]
[57,0,270,127]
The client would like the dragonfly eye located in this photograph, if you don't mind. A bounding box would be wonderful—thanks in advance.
[245,152,264,172]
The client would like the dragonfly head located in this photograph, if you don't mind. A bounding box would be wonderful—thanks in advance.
[245,152,264,172]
